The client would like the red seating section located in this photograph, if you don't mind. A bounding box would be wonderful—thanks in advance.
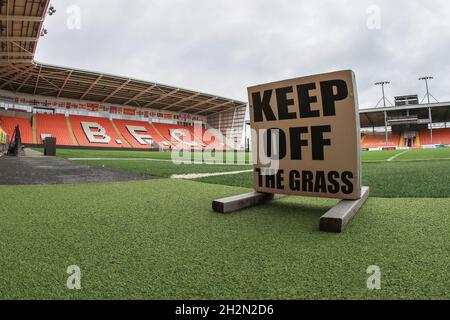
[152,123,201,148]
[0,114,232,149]
[0,112,283,151]
[70,115,129,148]
[362,133,401,148]
[36,114,74,146]
[0,115,33,144]
[112,119,167,149]
[186,125,208,147]
[152,123,229,150]
[2,112,449,150]
[0,113,229,149]
[201,128,227,150]
[419,128,450,145]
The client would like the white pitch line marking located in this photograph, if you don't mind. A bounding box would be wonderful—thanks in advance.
[387,150,409,162]
[170,170,253,180]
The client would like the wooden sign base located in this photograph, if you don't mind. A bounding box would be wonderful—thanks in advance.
[319,187,369,233]
[212,187,369,233]
[212,192,285,214]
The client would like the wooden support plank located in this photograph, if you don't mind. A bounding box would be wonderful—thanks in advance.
[320,187,370,233]
[212,192,284,214]
[213,188,369,233]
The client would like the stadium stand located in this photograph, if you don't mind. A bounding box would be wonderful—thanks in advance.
[361,133,401,148]
[201,127,228,150]
[419,128,450,145]
[70,115,131,148]
[36,114,76,146]
[2,110,449,150]
[112,119,168,149]
[0,115,33,144]
[0,112,232,150]
[185,125,208,147]
[9,109,450,150]
[152,123,202,149]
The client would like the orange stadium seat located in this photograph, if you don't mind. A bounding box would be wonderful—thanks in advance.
[361,133,401,148]
[112,119,167,149]
[0,115,33,144]
[152,123,202,149]
[152,123,229,150]
[36,114,74,146]
[200,127,228,150]
[419,128,450,145]
[70,115,129,148]
[185,125,208,147]
[0,113,235,150]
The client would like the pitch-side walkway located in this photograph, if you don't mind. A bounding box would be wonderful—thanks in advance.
[0,149,158,185]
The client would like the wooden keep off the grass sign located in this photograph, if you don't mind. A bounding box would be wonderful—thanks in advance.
[212,70,369,233]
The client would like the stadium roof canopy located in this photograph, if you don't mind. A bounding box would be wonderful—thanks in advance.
[0,0,246,115]
[360,102,450,128]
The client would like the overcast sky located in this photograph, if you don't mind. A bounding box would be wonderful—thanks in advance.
[35,0,450,109]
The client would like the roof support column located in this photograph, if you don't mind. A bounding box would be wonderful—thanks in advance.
[384,111,388,146]
[429,107,433,144]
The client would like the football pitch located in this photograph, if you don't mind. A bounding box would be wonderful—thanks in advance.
[0,148,449,299]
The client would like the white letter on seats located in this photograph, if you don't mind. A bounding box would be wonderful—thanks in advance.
[126,125,153,145]
[81,122,111,144]
[170,129,198,147]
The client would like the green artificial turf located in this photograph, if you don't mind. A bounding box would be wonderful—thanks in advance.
[362,160,450,197]
[4,147,446,300]
[67,148,450,198]
[34,148,252,163]
[395,148,450,160]
[75,159,251,178]
[361,150,404,161]
[34,146,450,162]
[0,179,448,300]
[195,160,450,198]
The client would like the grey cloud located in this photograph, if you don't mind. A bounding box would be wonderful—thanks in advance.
[35,0,450,108]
